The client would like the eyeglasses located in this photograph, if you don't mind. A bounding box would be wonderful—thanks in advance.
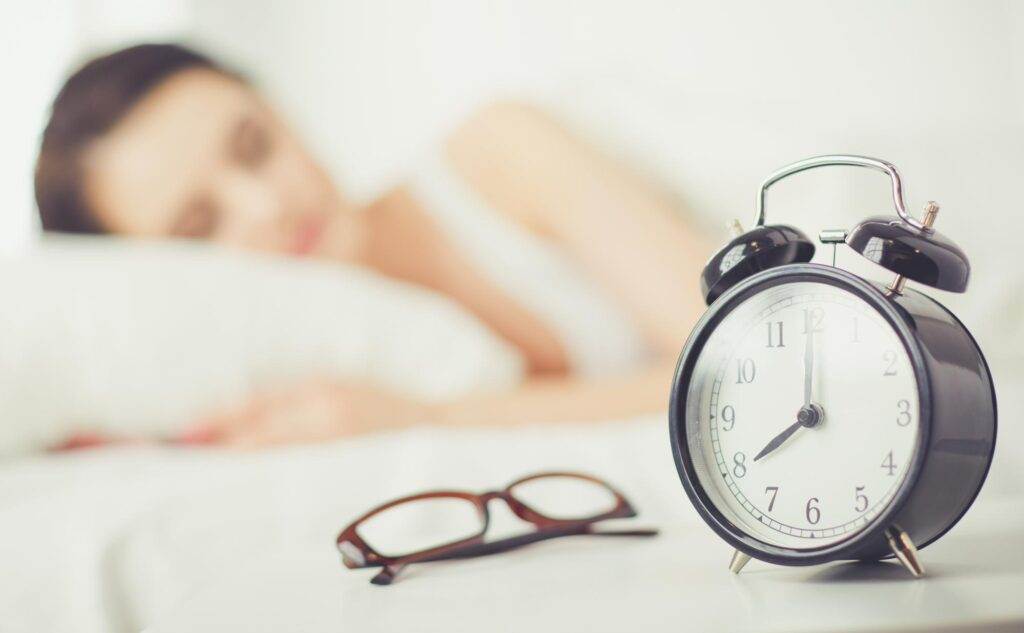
[335,471,658,585]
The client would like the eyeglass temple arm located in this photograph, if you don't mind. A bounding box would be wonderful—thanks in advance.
[420,526,659,563]
[370,527,659,585]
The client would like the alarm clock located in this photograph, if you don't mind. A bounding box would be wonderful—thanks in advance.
[668,155,996,578]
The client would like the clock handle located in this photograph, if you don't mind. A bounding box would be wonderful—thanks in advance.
[752,154,928,232]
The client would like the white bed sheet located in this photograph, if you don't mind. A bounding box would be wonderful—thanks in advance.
[0,416,687,633]
[2,365,1021,633]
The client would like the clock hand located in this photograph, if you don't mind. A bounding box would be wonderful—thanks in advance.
[752,404,823,462]
[753,419,802,462]
[753,314,824,464]
[804,320,814,407]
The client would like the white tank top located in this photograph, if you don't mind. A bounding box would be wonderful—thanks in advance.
[407,152,650,377]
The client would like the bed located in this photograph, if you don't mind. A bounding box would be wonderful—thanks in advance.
[2,382,1021,633]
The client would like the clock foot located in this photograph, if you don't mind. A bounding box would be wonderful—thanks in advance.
[885,526,924,578]
[729,550,751,574]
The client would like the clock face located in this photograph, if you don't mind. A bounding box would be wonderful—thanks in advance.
[684,279,920,549]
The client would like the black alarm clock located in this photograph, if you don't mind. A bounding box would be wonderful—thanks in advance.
[668,155,996,578]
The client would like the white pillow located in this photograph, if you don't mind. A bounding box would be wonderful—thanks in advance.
[0,236,524,455]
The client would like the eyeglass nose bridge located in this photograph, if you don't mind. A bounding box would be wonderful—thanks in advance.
[479,489,560,527]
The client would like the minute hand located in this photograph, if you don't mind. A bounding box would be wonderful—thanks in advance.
[803,320,815,407]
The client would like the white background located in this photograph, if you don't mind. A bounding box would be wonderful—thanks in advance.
[2,0,1022,354]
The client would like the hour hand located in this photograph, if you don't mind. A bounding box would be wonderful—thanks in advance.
[753,405,823,462]
[753,420,802,462]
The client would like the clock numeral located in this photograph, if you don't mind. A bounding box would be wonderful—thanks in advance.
[732,452,747,478]
[855,485,868,512]
[802,307,824,333]
[896,399,912,426]
[720,405,736,431]
[764,486,779,511]
[805,497,821,525]
[881,450,898,476]
[883,350,898,376]
[852,316,860,343]
[735,358,756,384]
[765,321,785,348]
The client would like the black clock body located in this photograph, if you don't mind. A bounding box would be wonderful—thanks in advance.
[668,263,997,566]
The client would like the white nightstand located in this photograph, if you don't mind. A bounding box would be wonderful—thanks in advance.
[147,492,1024,633]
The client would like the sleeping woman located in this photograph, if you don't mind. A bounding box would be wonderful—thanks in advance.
[34,43,711,447]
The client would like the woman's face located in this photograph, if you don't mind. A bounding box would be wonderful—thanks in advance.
[84,68,357,258]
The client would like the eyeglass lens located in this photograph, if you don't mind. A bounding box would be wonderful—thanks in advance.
[356,496,484,557]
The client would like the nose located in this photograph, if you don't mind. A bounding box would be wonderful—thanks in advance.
[213,169,284,239]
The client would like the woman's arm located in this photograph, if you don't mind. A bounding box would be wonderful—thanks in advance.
[434,357,677,428]
[185,362,676,448]
[445,101,713,357]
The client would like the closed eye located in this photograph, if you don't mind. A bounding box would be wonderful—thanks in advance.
[230,114,272,170]
[170,196,219,238]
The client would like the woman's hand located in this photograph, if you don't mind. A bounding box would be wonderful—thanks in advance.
[180,380,433,448]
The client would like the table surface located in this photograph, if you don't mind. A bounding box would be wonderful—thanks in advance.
[148,492,1024,633]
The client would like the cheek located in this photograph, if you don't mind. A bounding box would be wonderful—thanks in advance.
[211,205,283,252]
[221,230,282,254]
[271,137,341,212]
[84,159,178,237]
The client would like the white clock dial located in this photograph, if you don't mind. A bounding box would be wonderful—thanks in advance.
[685,280,919,549]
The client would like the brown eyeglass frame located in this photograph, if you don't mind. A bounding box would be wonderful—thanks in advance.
[335,471,658,585]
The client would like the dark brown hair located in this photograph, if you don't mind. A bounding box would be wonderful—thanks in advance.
[34,43,226,233]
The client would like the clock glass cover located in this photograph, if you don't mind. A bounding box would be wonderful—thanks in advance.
[684,280,920,549]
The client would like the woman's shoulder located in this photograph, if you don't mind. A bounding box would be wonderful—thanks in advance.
[443,99,573,235]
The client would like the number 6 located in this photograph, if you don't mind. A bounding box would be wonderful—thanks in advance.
[805,497,820,525]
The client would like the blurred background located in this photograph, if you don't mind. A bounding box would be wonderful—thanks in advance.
[3,0,1023,356]
[1,4,1020,631]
